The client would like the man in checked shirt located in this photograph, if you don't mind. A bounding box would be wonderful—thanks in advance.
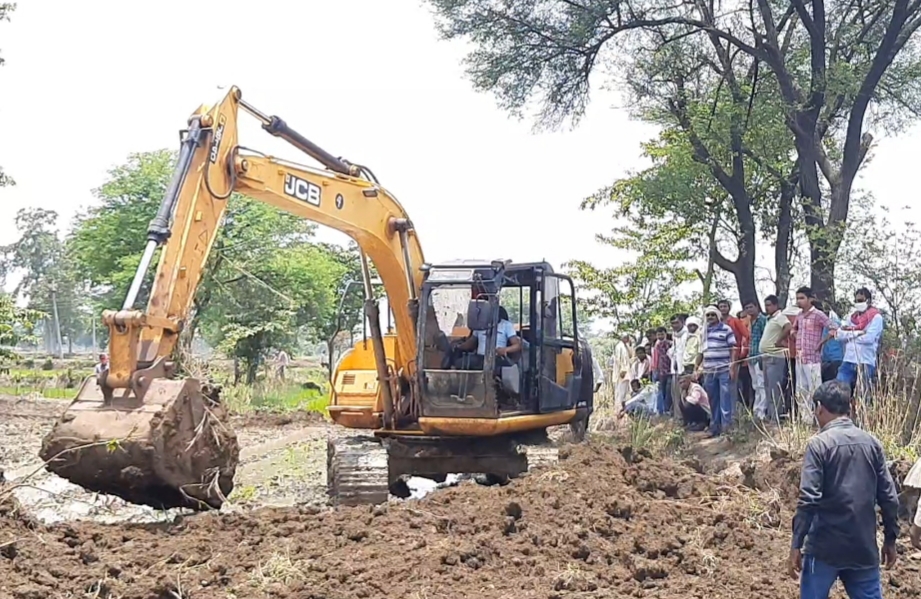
[792,286,836,423]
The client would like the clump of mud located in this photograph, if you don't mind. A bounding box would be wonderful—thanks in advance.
[38,378,239,511]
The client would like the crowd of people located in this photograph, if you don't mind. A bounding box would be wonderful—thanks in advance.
[609,286,885,438]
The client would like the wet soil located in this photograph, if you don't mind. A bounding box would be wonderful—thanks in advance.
[3,438,921,598]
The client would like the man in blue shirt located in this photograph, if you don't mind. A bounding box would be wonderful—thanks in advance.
[695,305,738,437]
[455,306,522,372]
[814,300,843,382]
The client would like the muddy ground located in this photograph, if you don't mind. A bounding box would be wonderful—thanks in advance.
[1,395,920,598]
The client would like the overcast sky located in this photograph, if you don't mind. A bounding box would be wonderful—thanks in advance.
[1,0,918,302]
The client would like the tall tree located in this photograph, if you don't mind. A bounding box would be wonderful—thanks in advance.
[0,3,15,189]
[427,0,921,303]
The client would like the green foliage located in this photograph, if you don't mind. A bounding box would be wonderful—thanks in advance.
[67,149,361,379]
[68,150,176,310]
[0,293,40,357]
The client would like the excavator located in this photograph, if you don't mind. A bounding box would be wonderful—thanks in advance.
[39,86,595,510]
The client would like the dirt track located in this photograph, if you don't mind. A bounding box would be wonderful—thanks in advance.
[1,396,920,598]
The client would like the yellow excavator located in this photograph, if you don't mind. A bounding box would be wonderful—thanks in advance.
[40,86,595,509]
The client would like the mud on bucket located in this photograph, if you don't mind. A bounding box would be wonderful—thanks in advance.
[39,376,240,511]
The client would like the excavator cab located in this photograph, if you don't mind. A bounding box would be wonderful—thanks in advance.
[415,260,589,423]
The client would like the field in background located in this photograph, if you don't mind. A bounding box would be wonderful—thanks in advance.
[0,354,332,416]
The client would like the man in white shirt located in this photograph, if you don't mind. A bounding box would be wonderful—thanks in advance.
[668,314,688,415]
[276,349,290,380]
[454,306,522,372]
[613,333,634,412]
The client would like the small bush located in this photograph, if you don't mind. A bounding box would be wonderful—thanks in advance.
[40,358,53,371]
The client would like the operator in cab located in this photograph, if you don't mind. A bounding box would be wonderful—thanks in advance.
[454,306,522,372]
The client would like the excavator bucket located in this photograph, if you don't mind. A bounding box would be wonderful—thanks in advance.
[39,374,239,511]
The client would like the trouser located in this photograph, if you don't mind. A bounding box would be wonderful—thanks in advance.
[614,380,631,411]
[836,361,877,403]
[750,361,766,417]
[703,370,732,435]
[783,358,797,417]
[799,555,882,599]
[737,365,753,409]
[821,360,841,382]
[656,374,672,414]
[761,356,786,421]
[795,361,822,423]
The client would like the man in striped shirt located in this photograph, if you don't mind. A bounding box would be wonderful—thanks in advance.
[695,305,739,437]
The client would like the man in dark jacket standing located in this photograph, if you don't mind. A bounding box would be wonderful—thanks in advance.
[789,380,900,599]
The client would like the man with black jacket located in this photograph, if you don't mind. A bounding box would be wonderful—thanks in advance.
[789,380,900,599]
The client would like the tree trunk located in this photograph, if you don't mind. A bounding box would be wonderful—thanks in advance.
[774,182,795,306]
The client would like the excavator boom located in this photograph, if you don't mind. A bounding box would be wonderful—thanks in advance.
[39,87,425,510]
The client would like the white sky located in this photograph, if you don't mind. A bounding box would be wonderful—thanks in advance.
[1,0,918,307]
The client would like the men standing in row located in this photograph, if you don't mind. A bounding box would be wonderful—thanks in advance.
[744,299,767,418]
[759,295,792,422]
[696,306,738,437]
[793,287,834,422]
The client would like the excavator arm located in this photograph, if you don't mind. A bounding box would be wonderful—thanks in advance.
[39,87,426,511]
[103,86,424,419]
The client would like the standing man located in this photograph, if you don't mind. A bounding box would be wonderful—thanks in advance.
[759,295,791,422]
[792,287,834,422]
[832,288,884,402]
[696,305,738,438]
[613,333,634,412]
[94,353,109,378]
[669,314,688,416]
[717,299,746,408]
[683,316,702,374]
[744,299,768,419]
[653,326,672,415]
[790,380,899,599]
[276,349,290,380]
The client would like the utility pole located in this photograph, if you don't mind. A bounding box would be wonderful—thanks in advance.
[50,284,64,359]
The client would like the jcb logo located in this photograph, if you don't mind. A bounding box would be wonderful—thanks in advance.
[283,174,321,206]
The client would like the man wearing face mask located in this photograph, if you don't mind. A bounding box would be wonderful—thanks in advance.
[830,288,883,401]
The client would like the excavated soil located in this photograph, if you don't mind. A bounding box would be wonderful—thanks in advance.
[3,441,921,599]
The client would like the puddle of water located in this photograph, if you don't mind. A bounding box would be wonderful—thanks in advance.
[406,474,462,499]
[5,464,184,525]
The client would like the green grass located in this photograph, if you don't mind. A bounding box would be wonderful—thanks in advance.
[0,385,74,399]
[222,380,330,415]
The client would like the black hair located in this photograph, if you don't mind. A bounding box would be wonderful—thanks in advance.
[635,345,647,353]
[742,298,759,309]
[717,299,731,308]
[655,326,667,334]
[630,379,641,387]
[796,286,814,298]
[676,313,689,322]
[855,287,872,302]
[812,299,825,312]
[764,294,780,307]
[813,380,851,416]
[498,306,510,321]
[645,328,656,336]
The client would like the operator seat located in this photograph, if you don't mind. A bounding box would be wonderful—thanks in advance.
[466,299,520,395]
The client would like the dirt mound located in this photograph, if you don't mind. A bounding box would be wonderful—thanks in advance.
[38,378,239,511]
[2,441,920,599]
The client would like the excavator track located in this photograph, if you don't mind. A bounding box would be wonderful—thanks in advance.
[520,443,560,472]
[327,435,390,507]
